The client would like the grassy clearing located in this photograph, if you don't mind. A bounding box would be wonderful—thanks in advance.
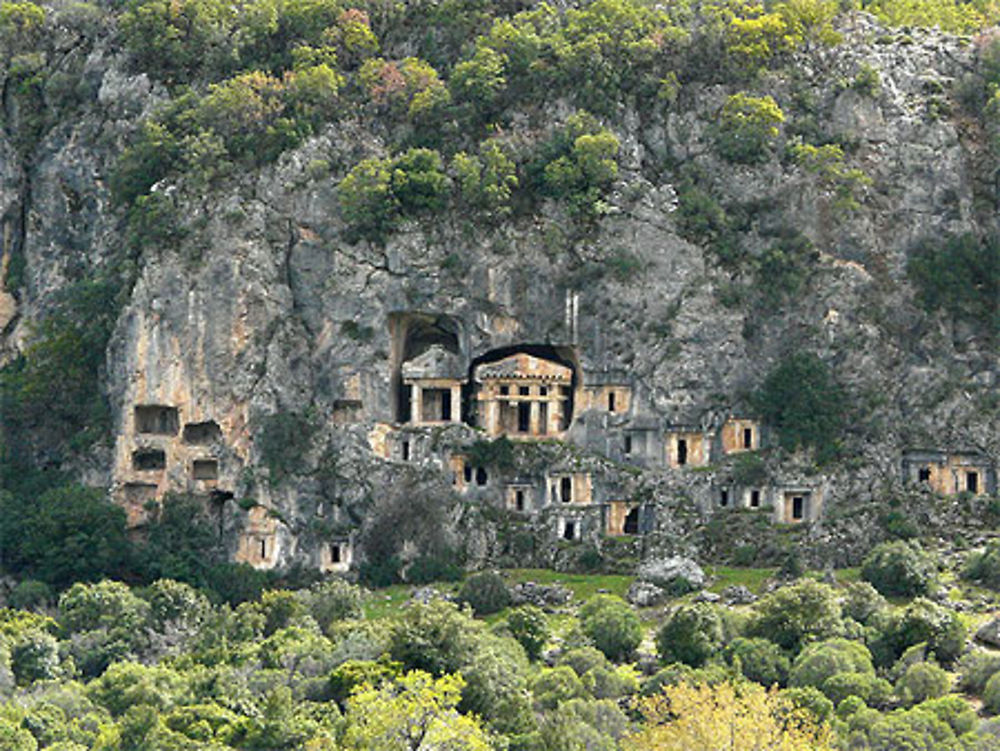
[705,565,778,594]
[361,565,869,621]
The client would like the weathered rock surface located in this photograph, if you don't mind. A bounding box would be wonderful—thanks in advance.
[1,12,998,574]
[638,557,706,593]
[627,580,667,608]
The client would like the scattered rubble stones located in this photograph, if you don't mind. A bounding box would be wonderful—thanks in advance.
[510,581,573,608]
[627,580,667,607]
[722,585,757,605]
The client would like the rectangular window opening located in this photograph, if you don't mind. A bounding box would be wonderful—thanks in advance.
[750,490,761,508]
[792,496,804,520]
[743,427,753,449]
[401,441,410,461]
[968,472,980,494]
[561,477,572,503]
[677,439,688,466]
[608,392,616,412]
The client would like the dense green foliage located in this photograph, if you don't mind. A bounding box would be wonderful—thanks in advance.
[578,595,642,662]
[0,565,990,749]
[752,352,846,462]
[962,541,1000,589]
[861,541,937,598]
[907,233,1000,339]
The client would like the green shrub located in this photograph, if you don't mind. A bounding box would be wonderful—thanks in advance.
[779,685,834,725]
[0,279,118,468]
[821,671,892,707]
[144,579,210,630]
[751,352,846,461]
[0,1,45,61]
[861,541,936,598]
[8,580,53,611]
[984,670,1000,714]
[581,664,638,700]
[715,92,785,163]
[406,555,463,585]
[752,232,819,304]
[578,595,642,662]
[536,111,619,216]
[10,631,61,685]
[0,718,37,751]
[338,148,449,241]
[957,649,1000,693]
[868,598,967,668]
[507,605,549,661]
[896,662,950,707]
[656,603,725,668]
[841,582,888,625]
[328,659,399,705]
[916,695,977,735]
[789,638,875,690]
[458,571,511,616]
[724,636,790,687]
[257,410,318,485]
[907,232,1000,338]
[300,579,363,633]
[452,140,518,217]
[120,0,236,85]
[558,646,611,677]
[962,540,1000,589]
[745,580,843,652]
[531,666,587,710]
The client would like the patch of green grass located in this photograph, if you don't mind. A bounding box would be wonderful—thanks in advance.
[706,566,778,594]
[503,568,633,602]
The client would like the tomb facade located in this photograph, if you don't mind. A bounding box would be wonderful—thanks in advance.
[666,428,708,468]
[474,352,572,438]
[236,506,278,568]
[401,345,466,425]
[719,417,760,455]
[605,500,641,536]
[902,450,996,496]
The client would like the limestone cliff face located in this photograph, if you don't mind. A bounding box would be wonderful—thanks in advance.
[2,14,998,572]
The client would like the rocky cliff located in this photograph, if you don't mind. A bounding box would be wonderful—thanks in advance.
[1,1,998,578]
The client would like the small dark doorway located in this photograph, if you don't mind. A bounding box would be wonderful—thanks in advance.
[401,441,410,461]
[608,392,616,412]
[517,403,530,432]
[561,477,572,503]
[464,465,473,483]
[720,489,729,507]
[677,439,688,466]
[132,449,166,471]
[624,435,632,455]
[918,467,931,483]
[792,496,804,520]
[563,521,576,540]
[515,490,525,511]
[750,489,760,508]
[476,467,488,486]
[623,507,639,535]
[331,544,341,563]
[967,472,979,493]
[259,539,267,558]
[743,428,753,449]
